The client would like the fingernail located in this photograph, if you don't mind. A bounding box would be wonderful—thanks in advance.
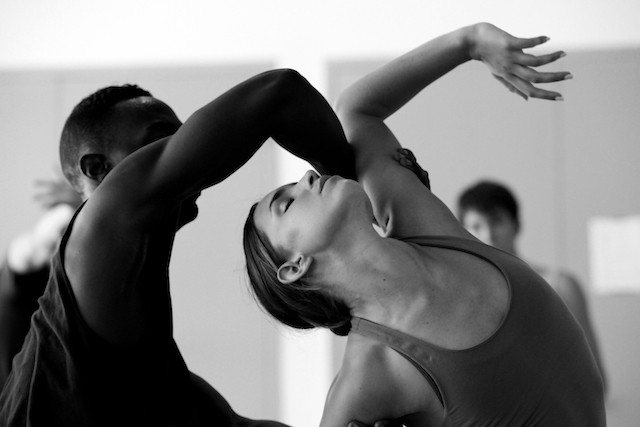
[555,96,564,101]
[542,36,550,42]
[559,52,567,58]
[564,73,573,80]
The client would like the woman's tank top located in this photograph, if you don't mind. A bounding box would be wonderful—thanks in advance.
[351,235,605,427]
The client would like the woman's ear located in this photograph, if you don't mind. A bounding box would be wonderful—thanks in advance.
[277,255,313,284]
[80,154,110,182]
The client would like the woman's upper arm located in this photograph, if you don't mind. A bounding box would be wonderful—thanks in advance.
[340,110,470,239]
[320,358,399,427]
[320,338,443,427]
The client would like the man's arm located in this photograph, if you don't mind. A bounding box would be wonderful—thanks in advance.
[66,69,355,346]
[107,69,355,227]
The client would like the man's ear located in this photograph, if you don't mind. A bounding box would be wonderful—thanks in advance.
[277,255,313,284]
[80,154,110,182]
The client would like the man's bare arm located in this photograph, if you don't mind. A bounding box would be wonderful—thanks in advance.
[66,69,355,346]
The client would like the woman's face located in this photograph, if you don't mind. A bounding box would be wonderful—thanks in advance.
[254,170,370,260]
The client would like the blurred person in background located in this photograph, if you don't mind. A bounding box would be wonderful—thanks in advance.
[0,175,82,390]
[457,179,607,393]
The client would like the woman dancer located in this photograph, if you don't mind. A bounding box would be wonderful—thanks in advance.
[244,23,605,426]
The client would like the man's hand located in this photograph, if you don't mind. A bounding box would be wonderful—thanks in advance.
[34,174,82,210]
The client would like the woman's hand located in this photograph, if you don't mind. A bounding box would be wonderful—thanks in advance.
[467,23,572,101]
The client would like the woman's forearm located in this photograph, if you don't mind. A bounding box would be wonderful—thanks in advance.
[335,25,475,121]
[336,21,569,121]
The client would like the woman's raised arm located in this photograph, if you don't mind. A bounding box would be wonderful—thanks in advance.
[335,23,569,238]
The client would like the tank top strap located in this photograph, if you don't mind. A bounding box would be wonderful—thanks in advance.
[351,317,444,406]
[399,235,487,254]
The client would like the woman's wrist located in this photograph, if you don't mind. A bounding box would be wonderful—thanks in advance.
[463,22,487,62]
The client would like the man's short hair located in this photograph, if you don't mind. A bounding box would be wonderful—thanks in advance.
[59,84,152,192]
[457,180,520,229]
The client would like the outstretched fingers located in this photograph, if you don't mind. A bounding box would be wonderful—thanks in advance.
[493,75,528,100]
[511,35,551,50]
[511,60,573,100]
[514,51,573,83]
[494,32,572,101]
[513,60,572,83]
[499,71,565,101]
[517,50,567,67]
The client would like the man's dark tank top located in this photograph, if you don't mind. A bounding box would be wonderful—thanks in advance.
[0,204,191,426]
[0,260,49,389]
[351,235,605,427]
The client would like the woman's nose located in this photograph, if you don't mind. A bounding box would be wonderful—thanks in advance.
[300,170,318,189]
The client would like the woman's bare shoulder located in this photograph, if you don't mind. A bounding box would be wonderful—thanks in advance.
[320,333,443,427]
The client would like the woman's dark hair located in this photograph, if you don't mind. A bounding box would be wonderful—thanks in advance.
[243,203,352,336]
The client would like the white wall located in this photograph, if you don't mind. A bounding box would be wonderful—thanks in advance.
[1,0,640,74]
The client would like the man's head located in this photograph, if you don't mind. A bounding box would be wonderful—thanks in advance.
[60,84,182,199]
[457,180,520,253]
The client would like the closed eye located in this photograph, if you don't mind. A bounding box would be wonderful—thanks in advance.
[284,198,294,212]
[269,183,296,216]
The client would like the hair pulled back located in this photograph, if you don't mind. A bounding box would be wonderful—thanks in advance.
[243,203,352,336]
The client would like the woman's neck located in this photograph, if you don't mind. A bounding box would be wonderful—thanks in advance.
[328,237,438,327]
